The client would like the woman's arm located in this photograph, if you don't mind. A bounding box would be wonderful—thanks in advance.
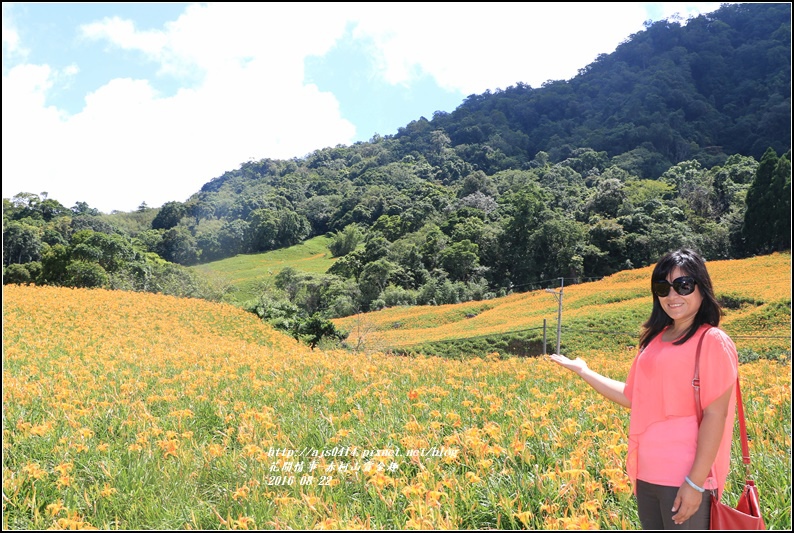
[548,354,631,408]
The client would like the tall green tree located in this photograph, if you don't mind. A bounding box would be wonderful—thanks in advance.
[157,227,200,265]
[70,230,135,273]
[218,219,249,257]
[3,222,42,266]
[439,240,480,281]
[770,151,791,251]
[497,183,549,287]
[328,224,364,257]
[359,258,399,308]
[275,211,311,248]
[743,148,788,254]
[152,201,187,230]
[247,209,279,252]
[39,244,71,285]
[65,261,109,288]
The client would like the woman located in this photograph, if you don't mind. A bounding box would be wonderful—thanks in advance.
[549,248,738,530]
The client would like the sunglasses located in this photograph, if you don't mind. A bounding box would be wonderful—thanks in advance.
[652,276,697,297]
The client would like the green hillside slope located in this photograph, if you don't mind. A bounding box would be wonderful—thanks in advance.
[191,235,336,305]
[333,253,792,359]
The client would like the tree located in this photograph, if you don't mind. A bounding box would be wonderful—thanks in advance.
[362,233,391,263]
[623,179,676,207]
[152,201,187,230]
[359,258,399,308]
[70,230,135,273]
[247,295,303,333]
[38,198,69,221]
[327,249,366,281]
[370,215,407,242]
[65,261,109,288]
[302,195,339,235]
[39,244,71,285]
[444,215,487,246]
[158,227,200,265]
[531,216,588,280]
[8,192,44,220]
[133,229,164,254]
[497,183,549,286]
[4,263,33,285]
[217,219,249,257]
[418,224,449,271]
[710,155,757,217]
[71,216,117,235]
[586,178,627,218]
[770,151,791,251]
[439,240,480,281]
[246,209,279,252]
[275,211,310,248]
[458,170,497,197]
[273,267,304,301]
[661,160,713,218]
[195,229,222,263]
[187,200,216,225]
[586,217,627,275]
[292,313,348,349]
[70,242,103,264]
[742,148,783,254]
[72,202,102,217]
[3,222,42,266]
[328,224,364,257]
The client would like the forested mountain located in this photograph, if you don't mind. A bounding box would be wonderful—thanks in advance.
[4,3,791,328]
[426,2,791,174]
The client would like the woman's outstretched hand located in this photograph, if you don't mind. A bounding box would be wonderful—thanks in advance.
[547,353,630,408]
[548,353,588,375]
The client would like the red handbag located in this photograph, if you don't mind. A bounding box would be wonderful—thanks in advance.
[693,331,766,530]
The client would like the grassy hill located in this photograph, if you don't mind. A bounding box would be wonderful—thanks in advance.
[333,253,792,359]
[190,235,337,305]
[190,242,791,360]
[3,256,791,529]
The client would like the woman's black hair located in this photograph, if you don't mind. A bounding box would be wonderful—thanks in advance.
[639,248,722,349]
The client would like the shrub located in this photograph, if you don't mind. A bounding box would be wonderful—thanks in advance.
[65,261,109,288]
[381,285,417,307]
[3,263,33,285]
[328,224,363,257]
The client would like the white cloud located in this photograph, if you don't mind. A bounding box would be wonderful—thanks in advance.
[2,65,69,197]
[2,2,729,212]
[81,3,350,78]
[2,3,24,56]
[80,16,168,56]
[655,2,724,21]
[3,3,357,212]
[347,2,728,94]
[350,2,651,94]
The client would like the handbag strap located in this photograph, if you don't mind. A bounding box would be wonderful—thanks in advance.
[693,327,751,477]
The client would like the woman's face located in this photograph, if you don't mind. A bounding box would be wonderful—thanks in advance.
[658,266,703,325]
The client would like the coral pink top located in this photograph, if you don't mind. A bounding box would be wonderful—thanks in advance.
[624,325,738,498]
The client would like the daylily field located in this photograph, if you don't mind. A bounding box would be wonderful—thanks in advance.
[3,253,791,530]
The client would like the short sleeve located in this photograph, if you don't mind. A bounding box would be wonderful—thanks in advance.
[698,328,738,408]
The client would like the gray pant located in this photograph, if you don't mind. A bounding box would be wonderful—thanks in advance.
[636,479,712,530]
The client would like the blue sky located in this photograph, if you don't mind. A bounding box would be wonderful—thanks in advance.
[3,2,725,213]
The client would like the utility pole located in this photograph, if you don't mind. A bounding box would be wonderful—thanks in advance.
[545,278,564,354]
